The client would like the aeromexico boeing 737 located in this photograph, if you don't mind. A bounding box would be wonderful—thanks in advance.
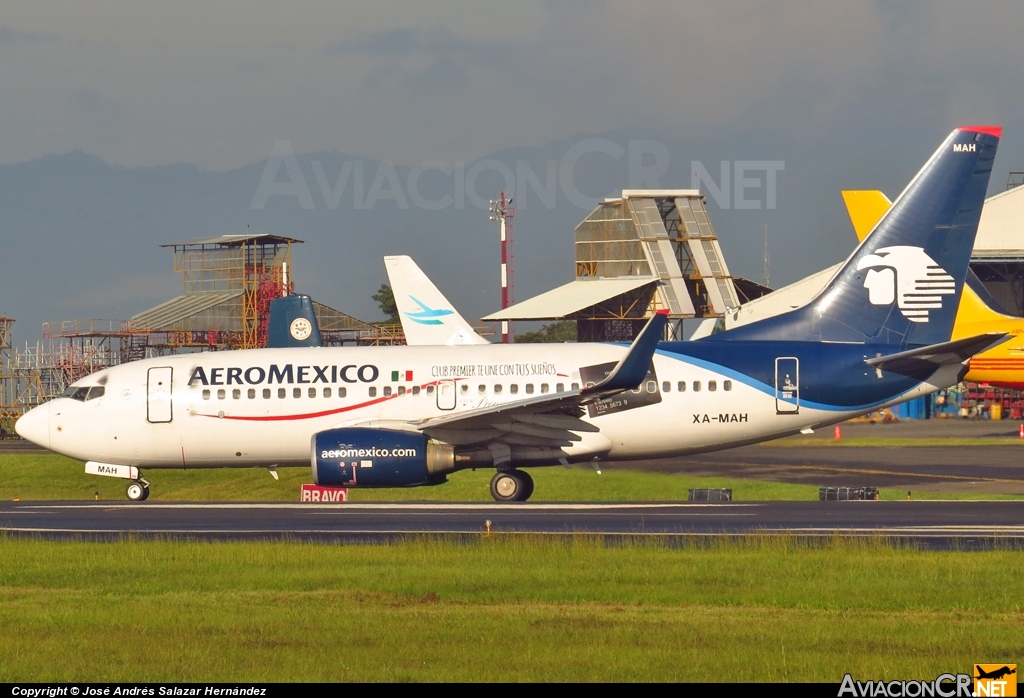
[15,127,1008,502]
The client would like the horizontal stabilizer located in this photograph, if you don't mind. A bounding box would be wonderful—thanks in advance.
[866,333,1010,374]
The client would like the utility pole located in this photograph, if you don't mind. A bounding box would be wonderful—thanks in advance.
[489,191,515,343]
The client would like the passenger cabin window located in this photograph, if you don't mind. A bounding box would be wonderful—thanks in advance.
[461,384,469,394]
[232,389,241,400]
[263,388,271,399]
[510,384,518,395]
[398,386,406,396]
[572,383,580,390]
[708,380,717,392]
[278,388,286,399]
[323,387,332,398]
[426,386,435,395]
[217,389,226,400]
[693,381,701,392]
[646,381,656,394]
[383,386,392,397]
[663,381,671,393]
[308,387,316,398]
[526,384,534,394]
[478,384,486,394]
[248,388,256,399]
[202,389,211,400]
[724,380,732,391]
[494,384,503,394]
[293,387,301,399]
[556,383,564,392]
[369,387,377,397]
[411,386,419,396]
[677,381,686,392]
[541,384,550,394]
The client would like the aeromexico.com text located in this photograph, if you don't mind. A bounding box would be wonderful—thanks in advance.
[188,364,379,387]
[321,448,417,459]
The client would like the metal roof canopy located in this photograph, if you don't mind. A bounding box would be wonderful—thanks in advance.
[613,189,700,200]
[130,291,244,331]
[161,234,304,248]
[483,277,659,321]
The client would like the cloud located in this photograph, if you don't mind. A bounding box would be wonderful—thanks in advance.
[325,27,509,90]
[0,25,55,45]
[236,60,271,77]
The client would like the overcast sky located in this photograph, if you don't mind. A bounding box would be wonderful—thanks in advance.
[3,1,1024,171]
[3,1,1024,338]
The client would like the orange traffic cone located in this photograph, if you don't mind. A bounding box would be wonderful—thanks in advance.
[834,425,842,440]
[1018,423,1023,439]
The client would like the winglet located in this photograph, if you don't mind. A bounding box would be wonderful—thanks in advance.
[584,310,669,394]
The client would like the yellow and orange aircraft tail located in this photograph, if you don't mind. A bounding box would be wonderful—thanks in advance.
[842,190,1024,388]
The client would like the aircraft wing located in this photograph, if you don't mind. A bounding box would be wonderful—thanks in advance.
[412,311,669,458]
[866,332,1010,375]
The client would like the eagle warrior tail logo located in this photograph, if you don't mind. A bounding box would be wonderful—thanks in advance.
[856,245,956,323]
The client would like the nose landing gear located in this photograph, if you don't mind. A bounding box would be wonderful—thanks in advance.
[125,478,150,502]
[489,470,534,502]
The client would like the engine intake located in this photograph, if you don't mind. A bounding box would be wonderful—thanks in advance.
[311,427,455,487]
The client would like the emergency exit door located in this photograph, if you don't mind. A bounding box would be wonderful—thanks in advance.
[147,367,173,423]
[775,357,799,414]
[436,380,456,410]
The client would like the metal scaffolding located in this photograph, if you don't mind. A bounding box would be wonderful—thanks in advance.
[1,234,406,426]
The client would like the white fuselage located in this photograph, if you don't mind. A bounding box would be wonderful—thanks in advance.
[21,343,953,471]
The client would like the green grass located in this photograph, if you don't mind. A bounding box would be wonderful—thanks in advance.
[0,536,1021,681]
[3,452,1022,502]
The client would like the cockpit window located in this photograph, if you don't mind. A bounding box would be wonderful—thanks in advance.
[62,386,91,401]
[61,385,103,401]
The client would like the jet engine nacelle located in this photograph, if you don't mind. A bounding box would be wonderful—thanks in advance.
[311,427,455,487]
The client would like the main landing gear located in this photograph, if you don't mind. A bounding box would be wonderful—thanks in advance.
[125,478,150,502]
[490,470,534,502]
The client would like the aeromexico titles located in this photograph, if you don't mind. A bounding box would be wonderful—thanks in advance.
[15,126,1009,502]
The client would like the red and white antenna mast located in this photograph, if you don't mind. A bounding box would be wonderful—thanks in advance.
[489,191,515,343]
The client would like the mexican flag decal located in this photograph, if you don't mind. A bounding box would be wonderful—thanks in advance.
[391,370,414,382]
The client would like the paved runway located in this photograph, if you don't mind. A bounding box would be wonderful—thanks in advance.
[2,500,1022,548]
[627,421,1024,494]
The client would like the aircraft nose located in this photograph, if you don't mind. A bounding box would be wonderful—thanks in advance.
[15,403,50,450]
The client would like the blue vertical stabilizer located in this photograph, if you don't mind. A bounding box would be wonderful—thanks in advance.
[714,126,1000,347]
[267,294,324,348]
